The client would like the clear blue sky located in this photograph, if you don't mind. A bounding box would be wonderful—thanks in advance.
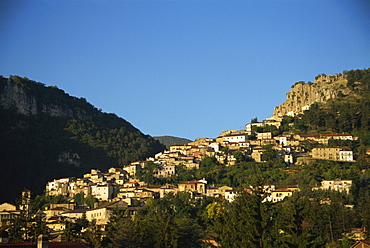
[1,0,369,140]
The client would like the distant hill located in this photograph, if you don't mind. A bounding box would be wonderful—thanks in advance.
[153,136,192,149]
[0,75,165,202]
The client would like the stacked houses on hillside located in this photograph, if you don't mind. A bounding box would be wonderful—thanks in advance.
[10,116,353,237]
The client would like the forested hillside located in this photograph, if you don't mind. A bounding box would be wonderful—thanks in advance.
[153,136,192,149]
[0,76,165,203]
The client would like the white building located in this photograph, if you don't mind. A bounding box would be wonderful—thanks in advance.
[224,134,248,143]
[91,184,113,201]
[339,151,354,161]
[208,142,220,152]
[270,188,293,202]
[256,132,272,140]
[320,179,352,194]
[225,190,238,202]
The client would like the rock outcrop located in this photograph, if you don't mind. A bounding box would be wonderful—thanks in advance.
[273,74,350,117]
[0,77,92,121]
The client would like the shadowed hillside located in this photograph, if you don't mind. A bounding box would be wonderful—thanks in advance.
[0,76,165,202]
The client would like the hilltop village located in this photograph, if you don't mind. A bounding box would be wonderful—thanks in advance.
[1,70,370,247]
[0,115,359,235]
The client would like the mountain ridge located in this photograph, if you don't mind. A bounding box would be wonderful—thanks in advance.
[153,136,193,149]
[0,75,165,202]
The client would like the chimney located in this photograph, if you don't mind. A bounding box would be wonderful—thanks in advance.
[37,234,48,248]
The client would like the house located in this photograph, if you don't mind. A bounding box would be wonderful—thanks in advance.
[123,162,144,178]
[44,207,70,220]
[256,132,272,140]
[350,240,370,248]
[169,144,192,155]
[270,188,293,202]
[251,148,263,162]
[91,184,113,201]
[320,179,352,194]
[206,186,233,198]
[284,153,294,164]
[223,133,248,143]
[61,209,87,221]
[0,203,19,228]
[311,147,354,162]
[262,116,282,129]
[158,184,178,198]
[208,142,220,152]
[276,135,289,145]
[225,189,238,202]
[121,182,137,189]
[346,227,367,241]
[85,200,141,225]
[46,178,76,197]
[46,219,68,232]
[178,180,207,195]
[323,133,354,141]
[117,188,157,200]
[296,133,355,145]
[154,164,176,178]
[340,150,354,161]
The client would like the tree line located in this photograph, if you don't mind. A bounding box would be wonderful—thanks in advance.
[7,183,370,247]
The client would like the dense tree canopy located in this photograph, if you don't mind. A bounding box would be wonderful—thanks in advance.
[0,76,165,202]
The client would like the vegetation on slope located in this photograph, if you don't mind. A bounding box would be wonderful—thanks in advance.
[0,76,165,203]
[153,136,192,149]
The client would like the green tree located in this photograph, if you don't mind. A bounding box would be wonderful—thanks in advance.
[251,117,259,123]
[233,151,244,163]
[74,192,85,206]
[210,188,276,247]
[277,196,319,248]
[81,220,102,248]
[261,145,279,162]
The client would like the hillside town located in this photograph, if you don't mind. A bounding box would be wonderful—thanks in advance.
[0,114,363,245]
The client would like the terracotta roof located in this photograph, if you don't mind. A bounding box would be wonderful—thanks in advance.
[273,188,292,192]
[323,133,352,137]
[350,240,370,248]
[225,189,238,192]
[62,209,87,214]
[180,181,205,184]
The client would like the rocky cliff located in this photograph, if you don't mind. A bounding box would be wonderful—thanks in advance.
[0,76,93,121]
[273,74,351,117]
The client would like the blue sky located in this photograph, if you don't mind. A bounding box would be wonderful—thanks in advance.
[1,0,369,140]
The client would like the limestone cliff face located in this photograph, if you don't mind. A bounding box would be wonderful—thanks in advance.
[0,78,92,121]
[273,74,350,117]
[0,79,38,115]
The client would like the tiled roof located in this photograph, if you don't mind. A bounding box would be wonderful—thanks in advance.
[350,240,370,248]
[180,181,204,184]
[273,188,292,192]
[323,133,352,137]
